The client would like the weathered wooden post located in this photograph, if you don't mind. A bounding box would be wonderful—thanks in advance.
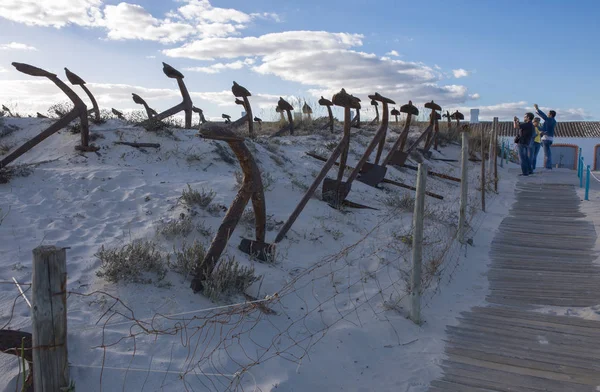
[493,117,499,192]
[458,131,469,243]
[410,163,427,325]
[32,245,69,390]
[481,128,486,212]
[488,125,494,178]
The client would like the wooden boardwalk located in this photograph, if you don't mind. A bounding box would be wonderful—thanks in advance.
[430,181,600,391]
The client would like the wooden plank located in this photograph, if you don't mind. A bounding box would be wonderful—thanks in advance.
[428,182,600,392]
[32,245,70,391]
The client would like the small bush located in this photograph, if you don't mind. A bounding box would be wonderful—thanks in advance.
[156,218,194,239]
[48,102,73,118]
[181,184,215,208]
[383,193,415,212]
[261,171,275,191]
[234,170,244,190]
[291,178,309,191]
[95,240,167,284]
[196,221,213,237]
[169,240,205,278]
[206,203,224,216]
[0,165,33,184]
[269,153,285,167]
[325,141,337,151]
[0,142,13,155]
[212,142,236,165]
[186,153,203,163]
[203,255,259,302]
[68,122,82,134]
[89,132,105,142]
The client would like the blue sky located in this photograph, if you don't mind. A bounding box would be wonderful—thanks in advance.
[0,0,597,121]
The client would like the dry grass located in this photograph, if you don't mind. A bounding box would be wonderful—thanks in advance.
[202,255,259,302]
[95,240,167,285]
[181,184,216,208]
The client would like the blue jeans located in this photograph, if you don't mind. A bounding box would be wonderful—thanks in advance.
[542,140,553,169]
[530,142,541,171]
[518,144,531,175]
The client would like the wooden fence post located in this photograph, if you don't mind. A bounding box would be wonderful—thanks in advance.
[32,245,69,391]
[480,128,486,212]
[493,117,499,192]
[458,131,469,243]
[410,163,427,325]
[488,126,494,178]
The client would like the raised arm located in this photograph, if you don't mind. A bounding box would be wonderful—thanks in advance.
[534,104,548,120]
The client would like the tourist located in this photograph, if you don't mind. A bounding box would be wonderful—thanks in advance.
[530,117,542,172]
[513,113,534,176]
[534,104,557,169]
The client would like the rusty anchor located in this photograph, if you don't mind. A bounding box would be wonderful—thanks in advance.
[1,63,96,171]
[64,67,101,123]
[2,105,15,117]
[387,100,440,166]
[421,105,442,157]
[319,96,334,132]
[192,106,207,124]
[369,99,380,125]
[381,101,419,167]
[302,102,313,121]
[391,107,400,124]
[254,116,262,132]
[112,108,124,120]
[448,110,464,140]
[270,97,294,137]
[231,81,254,138]
[356,93,395,187]
[305,95,445,198]
[321,89,377,209]
[132,93,158,119]
[222,114,232,124]
[275,105,285,122]
[190,123,267,292]
[143,62,193,129]
[236,90,370,262]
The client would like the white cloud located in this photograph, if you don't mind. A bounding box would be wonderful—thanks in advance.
[254,49,470,105]
[146,55,156,59]
[0,0,103,28]
[164,30,472,106]
[173,0,251,24]
[452,68,470,78]
[0,42,38,51]
[469,93,480,100]
[163,31,364,60]
[385,50,400,57]
[0,66,8,73]
[101,3,196,43]
[0,0,280,43]
[185,58,255,73]
[251,12,281,23]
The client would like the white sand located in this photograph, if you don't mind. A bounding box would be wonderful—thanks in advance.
[0,117,517,391]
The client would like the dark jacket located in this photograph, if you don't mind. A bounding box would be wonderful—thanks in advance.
[537,109,556,139]
[518,121,533,146]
